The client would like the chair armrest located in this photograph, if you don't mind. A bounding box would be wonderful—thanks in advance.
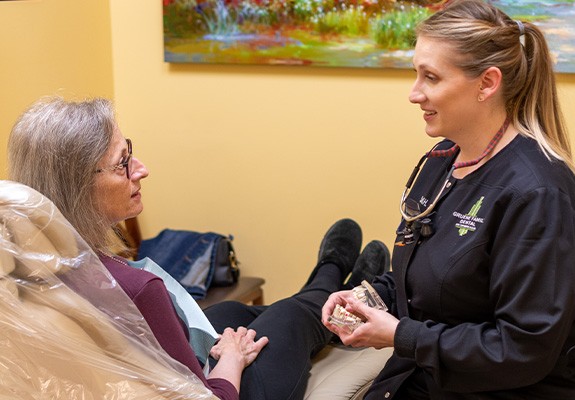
[305,344,393,400]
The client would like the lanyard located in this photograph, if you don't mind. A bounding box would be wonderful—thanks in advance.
[399,117,511,233]
[395,118,511,317]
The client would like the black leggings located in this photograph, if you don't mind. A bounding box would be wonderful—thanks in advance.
[205,263,342,400]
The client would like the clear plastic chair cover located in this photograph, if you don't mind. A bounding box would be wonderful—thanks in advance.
[0,180,217,399]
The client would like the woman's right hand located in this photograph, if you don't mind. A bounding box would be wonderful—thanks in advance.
[207,327,268,393]
[322,290,398,349]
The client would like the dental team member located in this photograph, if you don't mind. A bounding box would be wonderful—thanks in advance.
[322,0,575,398]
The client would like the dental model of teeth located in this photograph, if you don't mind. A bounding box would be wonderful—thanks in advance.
[327,280,388,333]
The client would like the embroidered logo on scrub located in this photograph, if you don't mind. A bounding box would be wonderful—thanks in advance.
[453,196,484,236]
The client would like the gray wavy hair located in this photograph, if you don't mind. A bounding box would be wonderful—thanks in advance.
[8,97,117,251]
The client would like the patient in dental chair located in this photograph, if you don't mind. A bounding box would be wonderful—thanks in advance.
[0,180,216,399]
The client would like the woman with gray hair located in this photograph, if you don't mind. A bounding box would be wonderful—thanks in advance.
[8,96,388,399]
[8,96,265,399]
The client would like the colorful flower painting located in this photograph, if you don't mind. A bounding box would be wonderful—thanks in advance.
[163,0,575,72]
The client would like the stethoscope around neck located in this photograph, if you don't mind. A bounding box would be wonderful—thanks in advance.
[398,147,458,242]
[398,117,511,243]
[399,152,457,225]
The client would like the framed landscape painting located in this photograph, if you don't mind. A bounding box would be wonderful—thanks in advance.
[163,0,575,72]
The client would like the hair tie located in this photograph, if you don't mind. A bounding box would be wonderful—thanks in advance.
[515,20,525,36]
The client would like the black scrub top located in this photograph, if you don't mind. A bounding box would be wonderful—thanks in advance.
[366,135,575,400]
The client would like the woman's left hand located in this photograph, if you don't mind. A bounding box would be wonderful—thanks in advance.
[208,327,269,392]
[327,297,399,349]
[209,327,269,367]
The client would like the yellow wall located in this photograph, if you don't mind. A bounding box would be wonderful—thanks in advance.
[109,1,575,302]
[0,0,114,177]
[2,1,574,303]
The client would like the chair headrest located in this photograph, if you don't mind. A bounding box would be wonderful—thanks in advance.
[0,180,79,277]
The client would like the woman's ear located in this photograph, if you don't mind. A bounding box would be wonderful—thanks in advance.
[478,66,503,101]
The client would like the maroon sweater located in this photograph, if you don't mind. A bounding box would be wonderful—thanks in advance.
[100,254,238,400]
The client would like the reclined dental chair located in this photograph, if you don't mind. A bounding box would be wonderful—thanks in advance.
[0,180,216,399]
[0,180,393,399]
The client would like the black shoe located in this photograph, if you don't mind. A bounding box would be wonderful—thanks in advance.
[347,240,390,288]
[304,218,362,286]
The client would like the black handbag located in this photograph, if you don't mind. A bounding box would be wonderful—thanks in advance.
[211,235,240,287]
[136,229,240,299]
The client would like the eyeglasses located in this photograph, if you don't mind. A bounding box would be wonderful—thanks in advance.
[95,138,133,179]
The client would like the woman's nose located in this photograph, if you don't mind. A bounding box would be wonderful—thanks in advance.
[408,82,424,104]
[131,157,149,180]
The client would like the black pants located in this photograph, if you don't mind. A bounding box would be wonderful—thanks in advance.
[205,263,342,400]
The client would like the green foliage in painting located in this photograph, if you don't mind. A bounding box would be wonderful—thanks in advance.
[163,0,575,71]
[372,5,431,49]
[164,0,430,50]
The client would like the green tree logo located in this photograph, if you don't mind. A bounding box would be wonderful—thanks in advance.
[458,196,484,236]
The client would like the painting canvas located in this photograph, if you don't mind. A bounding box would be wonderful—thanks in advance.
[163,0,575,72]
